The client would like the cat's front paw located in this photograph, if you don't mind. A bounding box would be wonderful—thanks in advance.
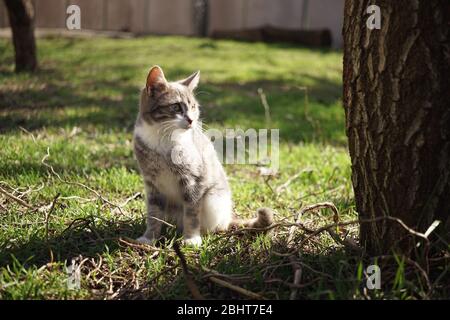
[136,236,157,245]
[183,235,202,247]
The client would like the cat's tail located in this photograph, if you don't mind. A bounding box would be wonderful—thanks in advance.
[230,207,274,230]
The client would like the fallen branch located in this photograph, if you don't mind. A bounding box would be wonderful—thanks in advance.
[148,215,177,229]
[0,185,35,210]
[288,255,302,300]
[326,228,362,253]
[275,168,313,194]
[208,276,267,300]
[45,193,60,241]
[118,192,141,208]
[201,266,251,282]
[287,202,339,245]
[299,216,431,248]
[173,241,204,300]
[19,126,37,143]
[119,237,161,257]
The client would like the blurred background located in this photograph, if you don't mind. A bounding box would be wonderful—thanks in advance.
[0,0,344,47]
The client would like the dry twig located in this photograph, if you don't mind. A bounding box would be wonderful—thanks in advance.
[275,168,313,194]
[0,185,35,210]
[257,88,272,128]
[208,276,267,300]
[41,148,126,214]
[173,241,204,300]
[287,202,339,245]
[45,193,60,241]
[288,255,302,300]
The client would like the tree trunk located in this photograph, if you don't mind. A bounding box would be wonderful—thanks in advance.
[343,1,450,255]
[193,0,209,37]
[4,0,37,72]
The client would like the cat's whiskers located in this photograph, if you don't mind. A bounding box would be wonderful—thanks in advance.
[159,124,172,139]
[197,125,208,134]
[157,120,172,132]
[195,91,211,97]
[156,121,176,142]
[161,123,177,140]
[196,120,212,134]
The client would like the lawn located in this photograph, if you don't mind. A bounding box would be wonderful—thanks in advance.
[0,35,438,299]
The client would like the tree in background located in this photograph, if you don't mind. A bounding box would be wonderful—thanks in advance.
[4,0,37,72]
[343,0,450,255]
[193,0,209,37]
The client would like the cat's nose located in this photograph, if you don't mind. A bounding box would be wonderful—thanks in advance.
[185,117,193,126]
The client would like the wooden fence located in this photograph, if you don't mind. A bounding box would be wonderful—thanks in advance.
[0,0,344,47]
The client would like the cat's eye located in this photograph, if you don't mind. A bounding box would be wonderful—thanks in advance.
[170,103,182,112]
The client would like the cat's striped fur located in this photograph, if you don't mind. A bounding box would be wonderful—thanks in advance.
[133,66,273,246]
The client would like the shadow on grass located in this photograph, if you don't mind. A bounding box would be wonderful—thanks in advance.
[0,220,363,299]
[1,198,446,299]
[0,213,146,269]
[0,70,140,133]
[199,77,343,144]
[0,72,343,144]
[0,198,357,299]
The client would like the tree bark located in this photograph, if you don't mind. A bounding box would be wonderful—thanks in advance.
[4,0,37,72]
[343,1,450,255]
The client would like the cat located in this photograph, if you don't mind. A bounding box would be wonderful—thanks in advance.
[133,65,273,246]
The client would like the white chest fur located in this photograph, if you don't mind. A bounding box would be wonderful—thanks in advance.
[134,121,197,203]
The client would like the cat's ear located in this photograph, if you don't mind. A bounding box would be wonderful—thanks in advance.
[179,70,200,91]
[146,65,168,96]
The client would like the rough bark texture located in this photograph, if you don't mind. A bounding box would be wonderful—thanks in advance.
[4,0,37,72]
[343,0,450,255]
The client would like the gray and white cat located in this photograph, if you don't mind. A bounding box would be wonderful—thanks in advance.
[133,66,273,246]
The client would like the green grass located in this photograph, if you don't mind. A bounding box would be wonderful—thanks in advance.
[0,36,446,300]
